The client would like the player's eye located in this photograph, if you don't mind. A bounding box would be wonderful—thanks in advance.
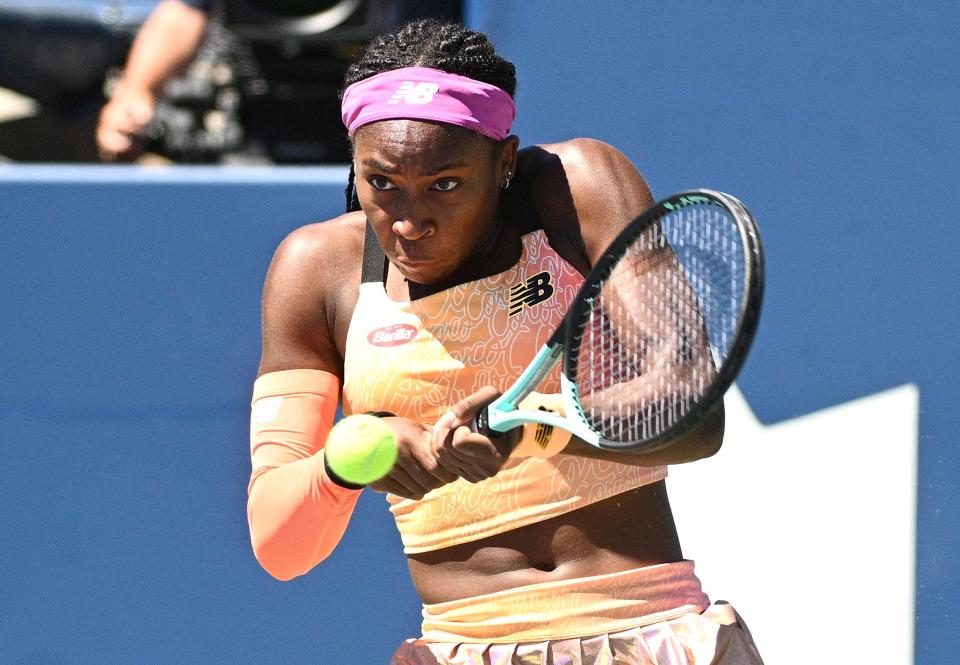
[431,179,460,192]
[369,176,396,191]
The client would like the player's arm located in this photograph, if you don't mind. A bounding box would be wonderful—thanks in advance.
[248,218,489,575]
[544,138,724,465]
[257,221,347,378]
[247,220,364,581]
[97,0,208,160]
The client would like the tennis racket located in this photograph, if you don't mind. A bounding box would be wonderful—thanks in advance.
[476,189,764,452]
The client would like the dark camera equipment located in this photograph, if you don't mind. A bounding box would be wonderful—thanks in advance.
[0,0,461,163]
[138,0,463,164]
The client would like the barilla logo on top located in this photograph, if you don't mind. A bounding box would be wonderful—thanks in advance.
[388,81,439,105]
[367,323,418,347]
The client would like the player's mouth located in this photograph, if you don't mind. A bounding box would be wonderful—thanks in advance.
[396,256,434,269]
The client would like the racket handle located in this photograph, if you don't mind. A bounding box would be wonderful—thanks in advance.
[474,406,492,436]
[475,406,524,459]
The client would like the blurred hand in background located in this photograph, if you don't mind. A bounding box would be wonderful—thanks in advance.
[96,0,209,161]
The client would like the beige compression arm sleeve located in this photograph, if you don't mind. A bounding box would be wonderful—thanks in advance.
[247,369,362,581]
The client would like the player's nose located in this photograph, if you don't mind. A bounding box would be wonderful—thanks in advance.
[391,214,435,240]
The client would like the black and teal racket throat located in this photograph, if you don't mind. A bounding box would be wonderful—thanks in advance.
[477,189,764,452]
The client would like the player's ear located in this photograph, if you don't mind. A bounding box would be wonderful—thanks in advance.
[496,135,520,183]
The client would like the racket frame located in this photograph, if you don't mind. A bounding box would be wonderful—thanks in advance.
[480,341,602,445]
[479,189,763,452]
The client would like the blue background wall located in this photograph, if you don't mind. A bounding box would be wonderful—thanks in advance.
[0,167,424,663]
[1,1,957,662]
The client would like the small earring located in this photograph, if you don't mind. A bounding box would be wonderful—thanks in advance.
[501,171,513,190]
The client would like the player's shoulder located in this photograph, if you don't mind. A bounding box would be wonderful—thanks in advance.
[273,211,366,266]
[524,138,636,186]
[258,212,366,377]
[264,211,367,304]
[516,140,632,273]
[520,138,653,267]
[277,211,366,258]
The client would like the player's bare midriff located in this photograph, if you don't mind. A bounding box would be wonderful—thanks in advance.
[406,480,683,605]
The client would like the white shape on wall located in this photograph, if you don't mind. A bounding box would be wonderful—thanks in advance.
[669,384,919,665]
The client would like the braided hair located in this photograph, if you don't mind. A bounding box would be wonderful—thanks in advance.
[341,19,517,212]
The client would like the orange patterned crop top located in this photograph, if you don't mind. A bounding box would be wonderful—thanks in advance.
[341,227,667,554]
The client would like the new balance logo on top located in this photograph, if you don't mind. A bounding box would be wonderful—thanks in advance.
[533,423,553,449]
[509,271,555,316]
[388,81,440,105]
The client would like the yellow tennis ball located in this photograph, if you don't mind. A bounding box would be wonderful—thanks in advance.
[325,414,398,485]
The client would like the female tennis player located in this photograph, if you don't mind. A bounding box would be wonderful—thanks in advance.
[247,19,764,664]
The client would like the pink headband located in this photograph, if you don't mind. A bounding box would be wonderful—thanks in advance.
[341,67,515,141]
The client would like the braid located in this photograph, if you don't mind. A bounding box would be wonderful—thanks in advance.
[344,165,359,212]
[341,20,516,213]
[342,19,516,98]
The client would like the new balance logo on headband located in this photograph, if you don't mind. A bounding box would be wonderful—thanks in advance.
[388,81,440,105]
[509,271,555,316]
[342,67,515,140]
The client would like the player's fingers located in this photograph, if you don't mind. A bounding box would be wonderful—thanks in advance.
[430,415,471,477]
[383,432,458,493]
[441,385,501,428]
[437,412,517,461]
[430,414,490,479]
[406,428,460,485]
[368,471,425,500]
[415,440,462,483]
[371,461,435,499]
[442,427,504,482]
[392,456,441,495]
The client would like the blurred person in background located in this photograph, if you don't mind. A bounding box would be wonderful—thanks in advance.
[0,0,144,161]
[2,0,462,163]
[96,0,210,161]
[96,0,465,164]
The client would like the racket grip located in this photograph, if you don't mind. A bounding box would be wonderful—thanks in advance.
[474,406,492,436]
[474,406,523,459]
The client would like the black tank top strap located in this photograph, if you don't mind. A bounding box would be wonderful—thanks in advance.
[500,171,541,235]
[361,219,387,284]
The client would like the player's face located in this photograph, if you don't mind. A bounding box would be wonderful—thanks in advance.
[352,119,516,285]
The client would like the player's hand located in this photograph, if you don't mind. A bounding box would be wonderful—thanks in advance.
[96,87,156,162]
[367,416,459,500]
[429,386,520,484]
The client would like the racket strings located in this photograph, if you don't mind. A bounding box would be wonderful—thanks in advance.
[574,204,746,443]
